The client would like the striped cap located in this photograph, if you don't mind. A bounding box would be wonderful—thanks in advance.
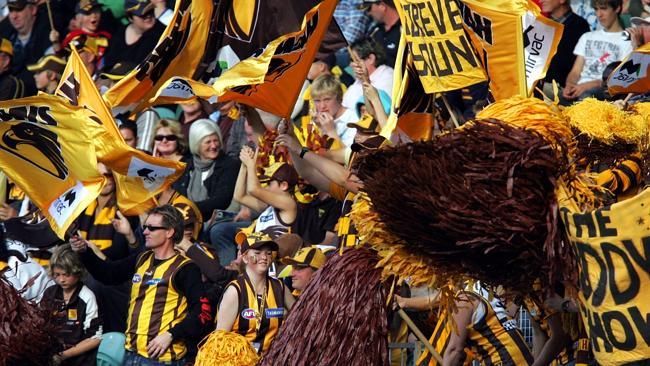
[27,55,67,74]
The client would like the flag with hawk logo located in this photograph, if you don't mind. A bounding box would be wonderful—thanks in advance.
[152,0,340,118]
[607,43,650,95]
[56,46,186,215]
[102,0,218,118]
[0,95,106,238]
[457,0,562,99]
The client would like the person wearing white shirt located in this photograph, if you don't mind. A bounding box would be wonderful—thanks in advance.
[342,37,394,110]
[311,74,358,147]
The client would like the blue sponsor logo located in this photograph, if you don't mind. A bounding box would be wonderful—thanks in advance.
[132,274,141,283]
[241,308,256,319]
[265,308,284,318]
[144,278,164,286]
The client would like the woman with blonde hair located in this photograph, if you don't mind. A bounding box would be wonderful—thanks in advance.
[153,119,187,161]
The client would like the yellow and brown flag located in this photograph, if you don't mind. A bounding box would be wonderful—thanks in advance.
[607,43,650,95]
[457,0,563,99]
[0,95,106,238]
[56,46,185,215]
[103,0,218,118]
[152,0,339,119]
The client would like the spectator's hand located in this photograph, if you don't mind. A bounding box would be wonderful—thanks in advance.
[393,295,408,310]
[233,206,251,222]
[562,84,577,100]
[626,27,643,48]
[277,118,289,135]
[49,30,60,44]
[0,203,17,221]
[275,134,301,154]
[176,237,193,254]
[362,80,380,116]
[566,82,593,99]
[350,50,370,83]
[147,332,173,359]
[112,211,133,236]
[315,112,336,136]
[52,353,63,366]
[239,145,256,167]
[70,235,88,253]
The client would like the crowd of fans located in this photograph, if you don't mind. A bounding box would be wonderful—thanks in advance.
[1,0,649,365]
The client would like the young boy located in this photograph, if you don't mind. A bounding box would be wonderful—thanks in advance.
[42,244,102,366]
[27,55,67,94]
[311,74,359,148]
[563,0,633,102]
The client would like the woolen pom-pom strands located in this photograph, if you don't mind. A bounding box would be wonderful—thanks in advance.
[0,274,61,366]
[259,248,389,366]
[357,119,566,292]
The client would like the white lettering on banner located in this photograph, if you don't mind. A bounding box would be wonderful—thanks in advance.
[160,79,197,99]
[522,11,556,92]
[609,52,650,88]
[48,181,88,226]
[127,157,175,191]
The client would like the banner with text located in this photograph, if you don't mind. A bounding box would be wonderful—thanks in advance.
[559,186,650,365]
[607,43,650,95]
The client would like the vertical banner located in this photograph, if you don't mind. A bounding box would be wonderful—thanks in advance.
[0,96,106,238]
[522,0,563,93]
[394,0,487,93]
[559,186,650,365]
[607,43,650,95]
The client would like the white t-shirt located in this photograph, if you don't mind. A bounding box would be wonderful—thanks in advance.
[342,64,394,110]
[574,29,633,85]
[334,108,359,147]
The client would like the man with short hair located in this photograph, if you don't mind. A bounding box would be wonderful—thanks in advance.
[359,0,401,67]
[281,246,326,295]
[72,205,210,365]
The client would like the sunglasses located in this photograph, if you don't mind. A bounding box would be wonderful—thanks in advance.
[154,134,178,142]
[142,224,167,231]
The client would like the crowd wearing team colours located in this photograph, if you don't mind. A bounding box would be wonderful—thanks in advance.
[2,0,650,365]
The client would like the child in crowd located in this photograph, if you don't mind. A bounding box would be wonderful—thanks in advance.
[27,55,66,94]
[311,74,358,148]
[41,244,102,366]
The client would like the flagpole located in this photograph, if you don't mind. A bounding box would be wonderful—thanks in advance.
[441,94,459,128]
[397,308,444,363]
[45,0,56,33]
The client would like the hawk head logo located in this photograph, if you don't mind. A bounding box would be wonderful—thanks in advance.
[137,167,157,184]
[620,59,641,76]
[1,122,68,180]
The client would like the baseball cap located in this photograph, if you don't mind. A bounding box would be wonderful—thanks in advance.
[7,0,34,11]
[27,55,67,75]
[281,246,326,270]
[347,113,380,134]
[631,16,650,27]
[0,38,13,57]
[75,0,102,14]
[64,34,102,56]
[258,162,299,188]
[238,232,279,253]
[357,0,381,10]
[125,0,154,16]
[99,62,135,81]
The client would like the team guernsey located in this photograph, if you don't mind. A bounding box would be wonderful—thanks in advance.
[227,273,286,353]
[125,251,191,362]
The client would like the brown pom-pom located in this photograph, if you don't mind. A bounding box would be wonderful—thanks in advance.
[357,119,570,291]
[259,248,389,366]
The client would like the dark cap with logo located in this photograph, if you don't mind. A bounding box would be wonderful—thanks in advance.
[258,162,299,188]
[237,232,279,253]
[125,0,154,16]
[7,0,35,11]
[76,0,102,14]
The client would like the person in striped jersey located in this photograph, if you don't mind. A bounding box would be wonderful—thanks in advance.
[216,232,296,354]
[72,205,212,365]
[444,285,534,366]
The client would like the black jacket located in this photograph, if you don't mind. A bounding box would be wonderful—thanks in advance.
[173,153,240,219]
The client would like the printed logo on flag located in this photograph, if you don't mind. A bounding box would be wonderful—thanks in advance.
[225,0,260,42]
[522,11,559,93]
[159,78,196,100]
[48,181,88,226]
[0,121,67,180]
[609,53,649,88]
[127,157,176,191]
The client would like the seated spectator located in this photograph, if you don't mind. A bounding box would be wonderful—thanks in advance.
[311,74,358,147]
[54,0,111,62]
[118,120,138,148]
[27,54,65,94]
[342,37,394,110]
[63,33,102,76]
[216,101,250,159]
[173,119,240,219]
[42,244,102,366]
[216,232,295,354]
[179,99,217,138]
[0,0,51,94]
[281,246,326,295]
[292,189,341,246]
[234,147,299,240]
[359,0,401,68]
[152,118,187,161]
[0,37,25,100]
[95,61,135,94]
[102,0,165,69]
[563,0,633,102]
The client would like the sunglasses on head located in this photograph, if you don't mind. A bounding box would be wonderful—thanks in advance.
[142,224,167,231]
[154,134,178,142]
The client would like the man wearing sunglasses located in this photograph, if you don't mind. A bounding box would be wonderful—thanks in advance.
[102,0,165,69]
[72,205,211,365]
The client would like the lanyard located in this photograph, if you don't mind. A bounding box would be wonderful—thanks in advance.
[245,275,268,335]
